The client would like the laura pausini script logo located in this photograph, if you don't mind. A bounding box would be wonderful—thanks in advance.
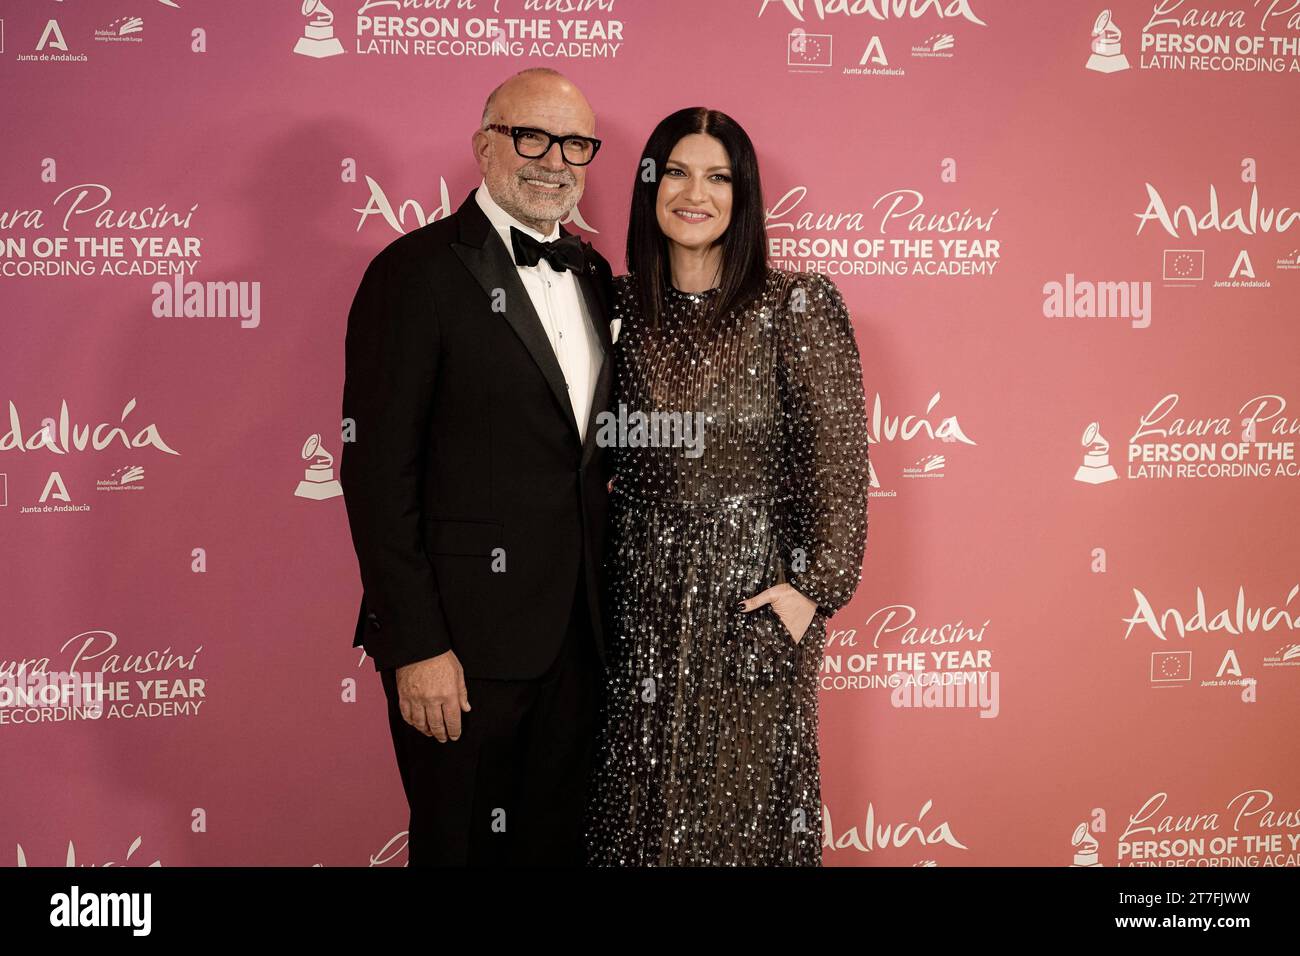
[0,399,179,456]
[758,0,987,26]
[1118,789,1300,867]
[1138,2,1300,73]
[766,185,1001,277]
[0,183,201,279]
[0,630,205,726]
[819,602,993,696]
[1125,393,1300,481]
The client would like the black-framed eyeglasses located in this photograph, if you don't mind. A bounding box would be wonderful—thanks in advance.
[484,124,602,166]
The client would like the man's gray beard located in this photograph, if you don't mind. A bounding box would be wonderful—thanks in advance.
[495,169,581,225]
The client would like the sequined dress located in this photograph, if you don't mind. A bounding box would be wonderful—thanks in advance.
[584,267,870,866]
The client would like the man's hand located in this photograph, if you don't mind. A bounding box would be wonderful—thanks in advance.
[740,584,818,644]
[395,649,471,742]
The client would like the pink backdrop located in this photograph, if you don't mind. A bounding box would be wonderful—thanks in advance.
[3,0,1298,867]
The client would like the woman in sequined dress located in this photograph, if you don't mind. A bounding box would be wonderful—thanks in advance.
[583,108,870,866]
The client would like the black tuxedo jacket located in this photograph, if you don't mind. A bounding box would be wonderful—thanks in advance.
[340,187,614,678]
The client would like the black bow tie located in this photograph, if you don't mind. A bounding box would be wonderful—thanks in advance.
[510,226,585,273]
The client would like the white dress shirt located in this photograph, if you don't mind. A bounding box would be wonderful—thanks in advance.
[475,179,602,441]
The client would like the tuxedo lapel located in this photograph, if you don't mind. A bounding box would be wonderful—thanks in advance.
[451,188,581,444]
[564,222,612,319]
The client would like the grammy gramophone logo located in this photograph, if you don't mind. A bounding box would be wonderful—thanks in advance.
[1073,421,1119,484]
[1085,9,1130,73]
[1068,822,1104,867]
[293,0,344,59]
[294,433,342,499]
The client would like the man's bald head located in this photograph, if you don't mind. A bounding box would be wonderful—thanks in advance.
[472,68,597,234]
[480,67,594,130]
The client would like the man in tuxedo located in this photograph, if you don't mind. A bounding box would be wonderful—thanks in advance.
[340,67,613,865]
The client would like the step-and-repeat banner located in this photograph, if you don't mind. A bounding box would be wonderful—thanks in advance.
[3,1,1298,867]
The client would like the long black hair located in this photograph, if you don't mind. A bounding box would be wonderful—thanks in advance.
[626,107,768,330]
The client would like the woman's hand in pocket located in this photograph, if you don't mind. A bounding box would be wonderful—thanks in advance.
[739,584,818,644]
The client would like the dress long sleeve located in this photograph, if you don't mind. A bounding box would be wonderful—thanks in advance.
[775,272,870,616]
[587,267,860,866]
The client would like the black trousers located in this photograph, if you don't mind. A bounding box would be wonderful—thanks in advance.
[379,579,601,866]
